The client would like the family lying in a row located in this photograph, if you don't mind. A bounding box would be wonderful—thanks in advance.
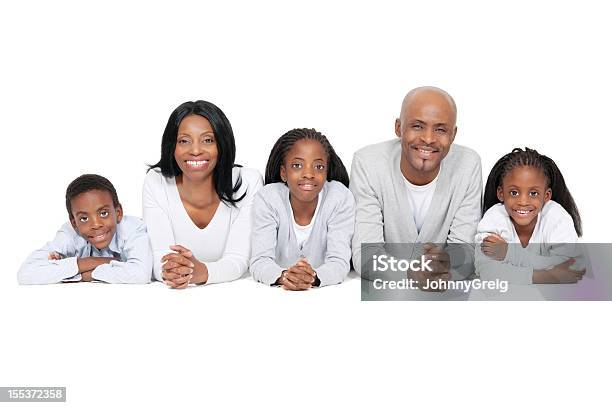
[18,87,585,289]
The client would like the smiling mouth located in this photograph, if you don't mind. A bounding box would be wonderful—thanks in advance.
[185,160,210,169]
[513,209,534,217]
[298,183,317,191]
[413,146,439,159]
[88,230,109,243]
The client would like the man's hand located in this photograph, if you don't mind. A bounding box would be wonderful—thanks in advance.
[409,243,451,291]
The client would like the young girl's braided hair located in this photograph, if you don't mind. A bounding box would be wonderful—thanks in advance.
[483,147,582,236]
[265,128,349,187]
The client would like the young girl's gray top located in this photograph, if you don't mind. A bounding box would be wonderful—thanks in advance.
[250,181,356,287]
[350,139,482,279]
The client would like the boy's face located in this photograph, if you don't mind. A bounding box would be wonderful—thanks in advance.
[69,189,123,250]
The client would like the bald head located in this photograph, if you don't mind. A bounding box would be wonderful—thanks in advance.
[400,86,457,123]
[395,86,458,185]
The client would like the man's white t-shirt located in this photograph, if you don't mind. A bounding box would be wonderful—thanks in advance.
[403,174,438,233]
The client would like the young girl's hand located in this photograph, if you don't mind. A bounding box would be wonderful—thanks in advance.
[279,258,317,290]
[481,234,508,261]
[533,258,586,284]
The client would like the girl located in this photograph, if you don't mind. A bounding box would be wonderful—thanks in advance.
[250,128,355,290]
[143,100,263,289]
[476,147,584,284]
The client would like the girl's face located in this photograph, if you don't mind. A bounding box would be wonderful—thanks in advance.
[497,165,552,230]
[174,115,218,181]
[280,139,328,204]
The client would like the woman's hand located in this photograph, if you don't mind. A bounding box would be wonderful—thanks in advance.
[161,245,208,289]
[481,234,508,261]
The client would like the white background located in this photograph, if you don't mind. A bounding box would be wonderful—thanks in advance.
[1,1,610,407]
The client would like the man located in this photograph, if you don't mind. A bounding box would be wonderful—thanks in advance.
[350,86,482,290]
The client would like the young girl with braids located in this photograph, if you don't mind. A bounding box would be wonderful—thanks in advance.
[475,147,585,284]
[250,128,355,290]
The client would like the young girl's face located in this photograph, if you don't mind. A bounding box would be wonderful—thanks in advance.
[497,165,552,230]
[280,139,328,204]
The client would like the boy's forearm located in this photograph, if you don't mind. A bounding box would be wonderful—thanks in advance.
[77,257,115,273]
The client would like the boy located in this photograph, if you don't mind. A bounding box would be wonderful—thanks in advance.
[18,174,152,284]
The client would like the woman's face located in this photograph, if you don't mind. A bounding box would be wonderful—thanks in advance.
[174,114,218,181]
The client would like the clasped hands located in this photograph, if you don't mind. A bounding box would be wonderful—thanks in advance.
[277,257,318,291]
[480,233,585,283]
[408,243,451,291]
[49,251,118,282]
[161,245,208,289]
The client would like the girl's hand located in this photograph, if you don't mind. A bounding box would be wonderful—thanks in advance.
[295,258,320,287]
[481,234,508,261]
[278,258,316,290]
[533,258,586,284]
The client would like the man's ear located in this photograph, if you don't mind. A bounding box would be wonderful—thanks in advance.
[451,126,457,144]
[395,118,401,138]
[544,188,552,203]
[496,186,504,202]
[70,217,77,231]
[116,204,123,223]
[280,165,287,183]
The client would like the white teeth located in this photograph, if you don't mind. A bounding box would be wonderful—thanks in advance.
[515,209,531,215]
[186,160,208,166]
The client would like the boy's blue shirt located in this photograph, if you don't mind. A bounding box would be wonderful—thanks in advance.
[18,215,152,284]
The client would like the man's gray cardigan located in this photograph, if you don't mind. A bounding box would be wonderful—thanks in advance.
[349,139,482,279]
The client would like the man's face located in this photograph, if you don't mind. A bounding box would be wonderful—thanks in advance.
[395,91,457,184]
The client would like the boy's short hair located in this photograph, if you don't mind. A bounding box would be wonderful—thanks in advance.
[65,174,120,219]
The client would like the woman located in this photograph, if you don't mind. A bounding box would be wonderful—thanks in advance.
[143,100,262,288]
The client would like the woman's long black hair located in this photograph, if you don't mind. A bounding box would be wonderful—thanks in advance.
[148,100,245,205]
[264,128,350,187]
[483,147,582,236]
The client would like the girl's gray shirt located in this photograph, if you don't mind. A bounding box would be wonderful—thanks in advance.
[250,181,356,287]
